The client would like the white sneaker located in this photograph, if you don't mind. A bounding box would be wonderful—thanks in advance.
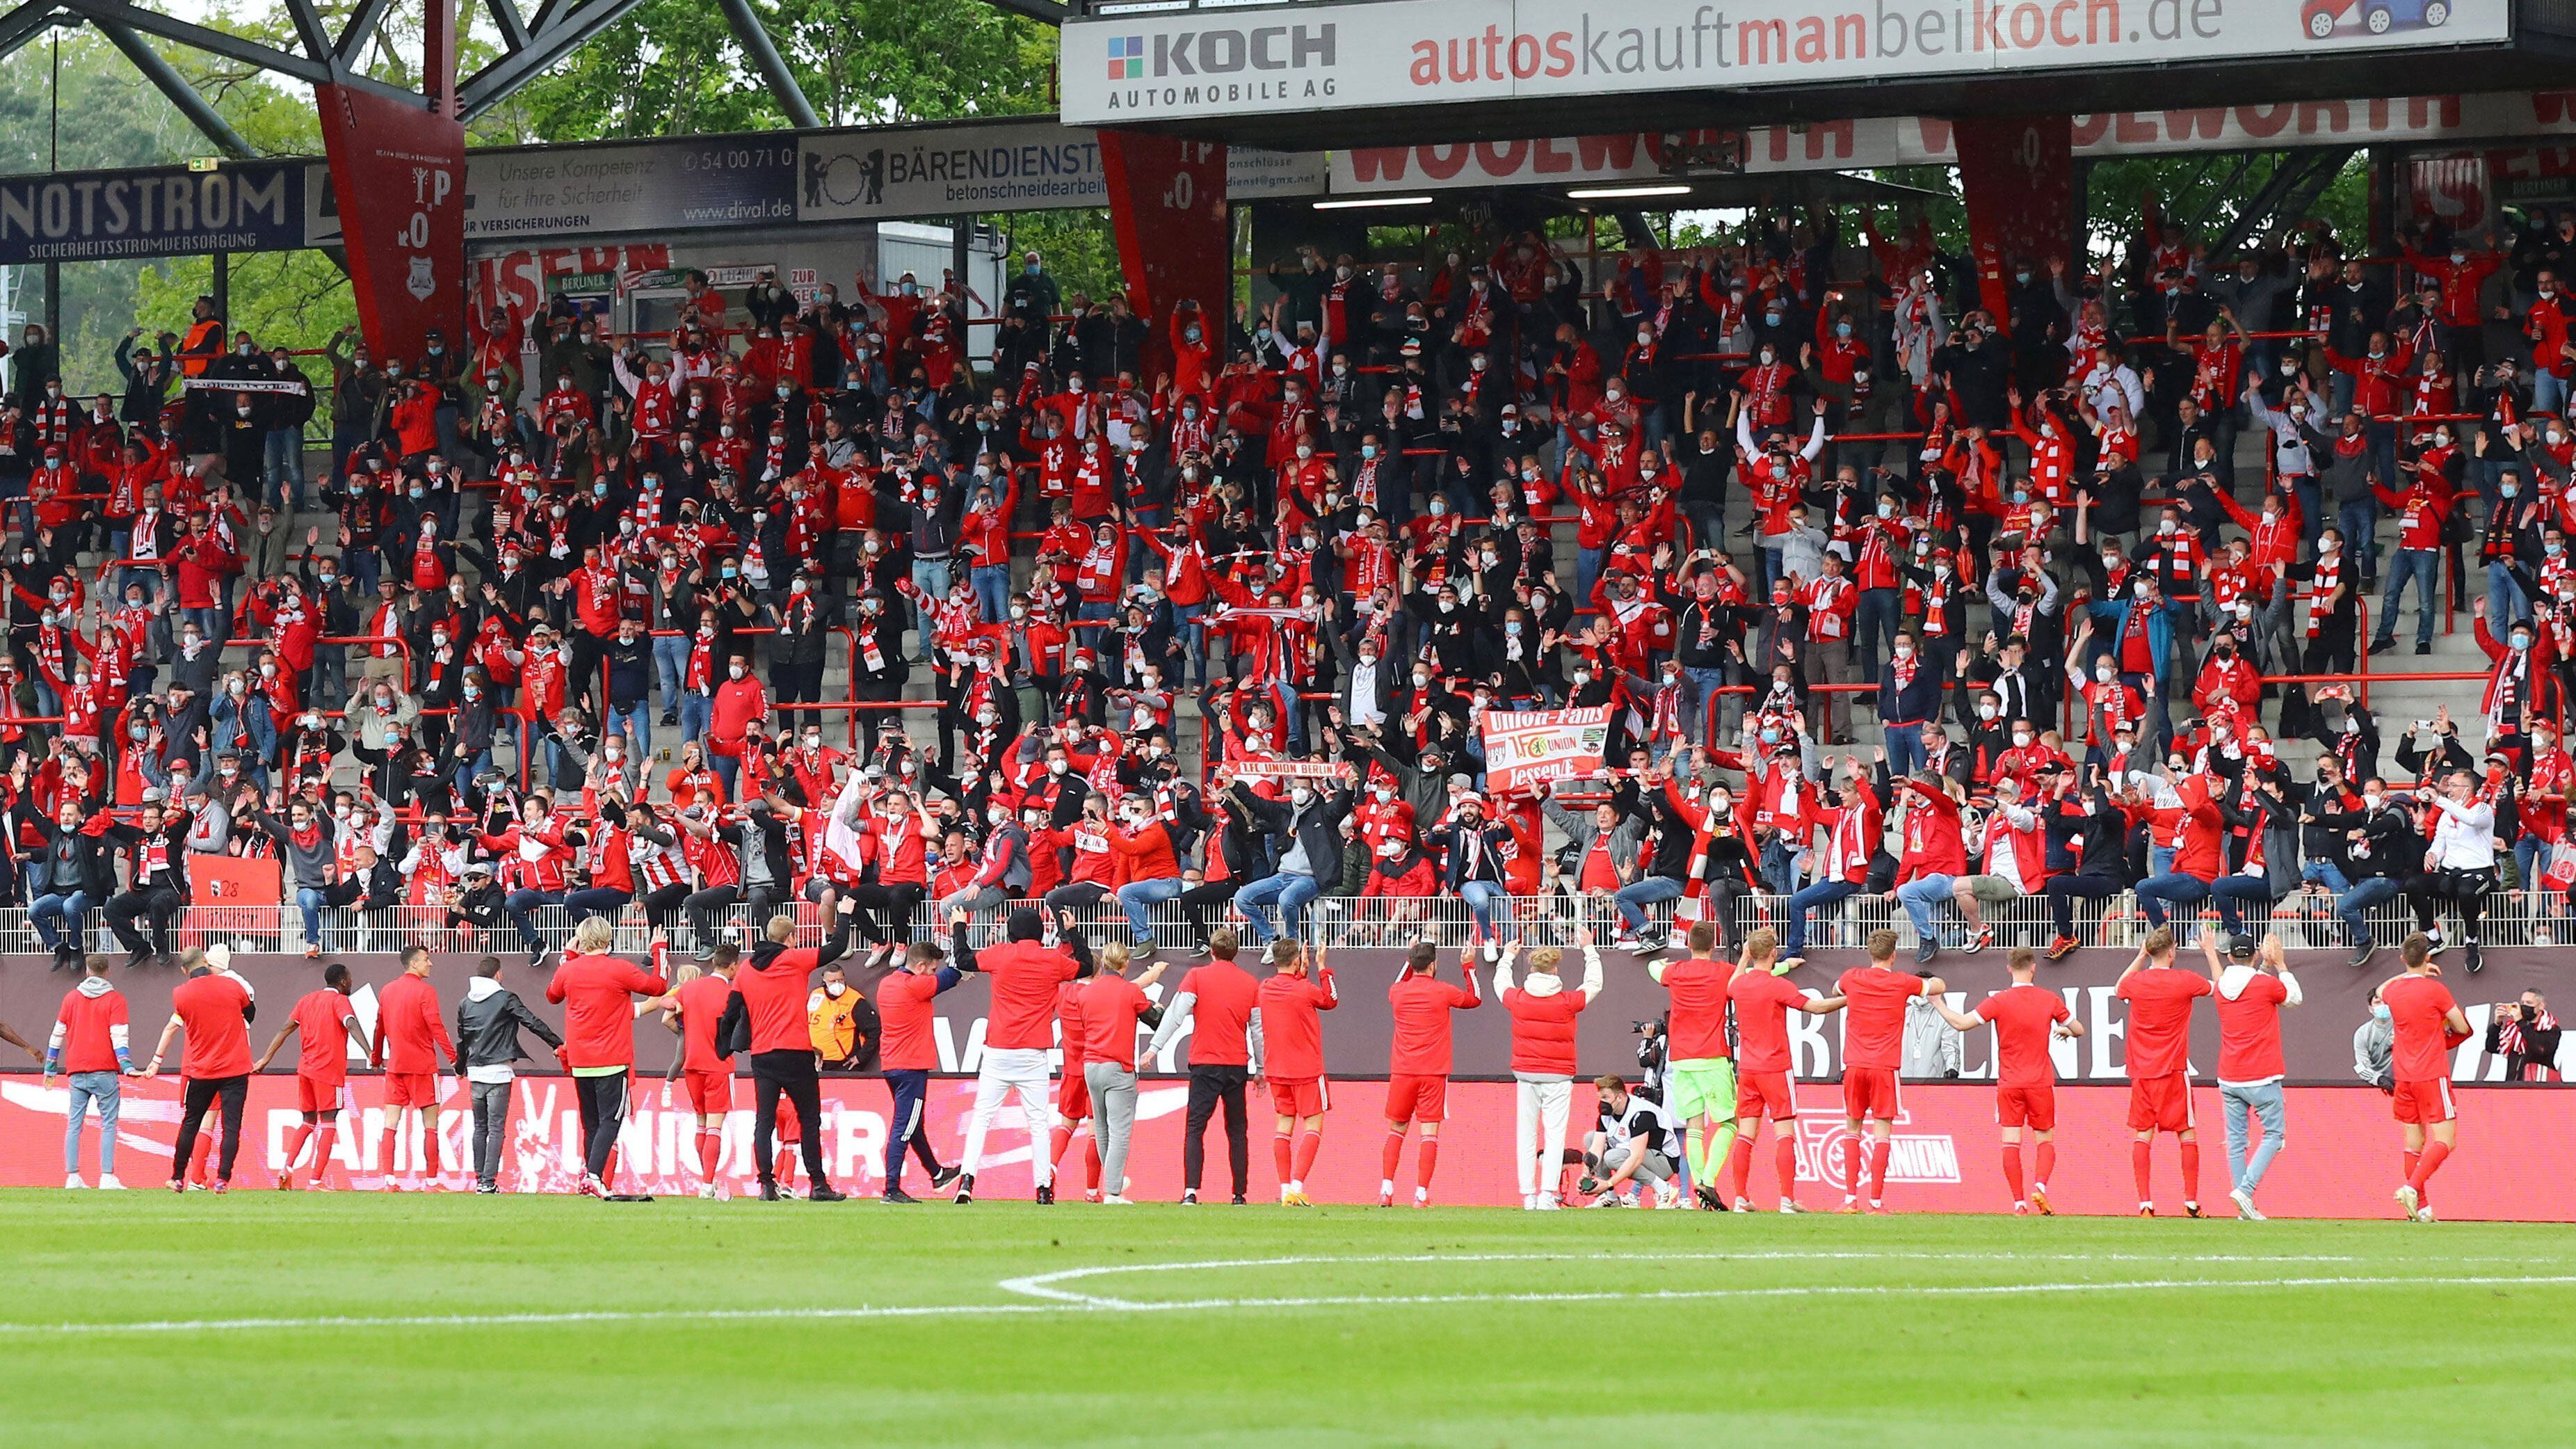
[1101,1194,1134,1206]
[63,1174,85,1189]
[1520,1192,1538,1210]
[2395,1183,2421,1219]
[2414,1203,2437,1223]
[1536,1193,1563,1210]
[2230,1187,2266,1222]
[1483,943,1500,964]
[97,1174,124,1190]
[1653,1181,1681,1209]
[696,1180,719,1200]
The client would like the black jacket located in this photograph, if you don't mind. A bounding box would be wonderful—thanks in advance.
[453,979,563,1073]
[1229,781,1353,885]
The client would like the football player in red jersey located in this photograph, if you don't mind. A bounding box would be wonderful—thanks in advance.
[2115,928,2214,1217]
[1830,929,1943,1213]
[2380,933,2472,1222]
[255,961,362,1191]
[1933,947,2082,1215]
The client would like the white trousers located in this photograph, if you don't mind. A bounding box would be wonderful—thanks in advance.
[960,1047,1058,1187]
[1515,1076,1573,1197]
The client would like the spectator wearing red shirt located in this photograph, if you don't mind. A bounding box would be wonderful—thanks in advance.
[2116,929,2215,1216]
[1496,934,1602,1210]
[707,653,768,797]
[873,938,965,1203]
[1378,938,1483,1208]
[2382,931,2472,1222]
[1077,943,1168,1206]
[254,962,361,1192]
[44,956,129,1187]
[1144,927,1262,1205]
[145,947,257,1192]
[1252,938,1339,1206]
[2199,932,2301,1221]
[545,916,674,1198]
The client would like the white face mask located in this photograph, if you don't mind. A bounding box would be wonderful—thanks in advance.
[2013,730,2033,747]
[1978,704,1998,722]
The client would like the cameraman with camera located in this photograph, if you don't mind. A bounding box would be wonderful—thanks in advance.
[2486,989,2563,1081]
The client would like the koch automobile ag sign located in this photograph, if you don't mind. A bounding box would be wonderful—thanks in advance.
[1061,0,2509,124]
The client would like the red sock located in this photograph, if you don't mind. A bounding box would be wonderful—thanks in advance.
[1380,1128,1406,1183]
[1415,1138,1440,1192]
[1774,1135,1798,1201]
[283,1123,314,1173]
[2132,1140,2154,1202]
[424,1132,442,1181]
[2408,1140,2452,1192]
[1727,1134,1755,1203]
[2179,1139,2201,1204]
[775,1146,794,1187]
[698,1130,723,1179]
[1049,1124,1073,1169]
[2001,1144,2027,1203]
[378,1126,399,1177]
[187,1132,214,1185]
[2034,1141,2056,1187]
[1291,1130,1321,1183]
[1867,1138,1893,1203]
[1084,1139,1102,1193]
[603,1146,619,1192]
[1272,1132,1294,1185]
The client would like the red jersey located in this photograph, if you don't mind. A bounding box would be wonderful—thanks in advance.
[51,980,127,1075]
[373,972,451,1074]
[170,970,255,1080]
[289,988,359,1083]
[2212,972,2292,1083]
[1174,961,1258,1066]
[732,947,824,1055]
[1255,968,1337,1080]
[2381,974,2463,1082]
[545,952,668,1071]
[1077,974,1156,1070]
[1974,984,2069,1089]
[876,969,948,1073]
[1729,969,1808,1075]
[2116,966,2212,1078]
[674,972,736,1073]
[1385,969,1481,1077]
[1835,967,1928,1072]
[976,940,1085,1052]
[1659,956,1736,1062]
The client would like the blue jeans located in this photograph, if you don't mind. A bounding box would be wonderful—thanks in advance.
[652,634,691,714]
[563,887,631,923]
[65,1070,119,1176]
[264,426,305,510]
[2379,548,2442,645]
[30,889,90,950]
[680,692,711,745]
[711,750,739,798]
[1233,871,1320,943]
[1683,666,1725,743]
[2338,498,2380,581]
[609,703,649,760]
[1461,879,1510,939]
[2335,875,2404,945]
[2301,860,2351,893]
[2536,368,2570,417]
[1895,874,1958,942]
[1782,879,1861,954]
[451,748,491,808]
[504,888,565,952]
[2488,560,2532,630]
[295,886,329,947]
[2134,872,2213,936]
[2221,1080,2287,1197]
[2210,875,2276,936]
[1613,876,1683,931]
[1576,545,1604,607]
[1854,589,1902,682]
[1117,876,1186,945]
[971,564,1011,624]
[1174,602,1209,686]
[1881,722,1926,780]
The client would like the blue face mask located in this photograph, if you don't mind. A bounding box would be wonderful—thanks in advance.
[721,566,738,579]
[1764,313,1783,328]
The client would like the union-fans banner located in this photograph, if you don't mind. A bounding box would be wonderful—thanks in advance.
[7,1075,2573,1219]
[1062,0,2513,125]
[1482,706,1611,792]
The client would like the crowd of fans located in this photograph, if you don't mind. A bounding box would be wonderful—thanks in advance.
[0,195,2573,975]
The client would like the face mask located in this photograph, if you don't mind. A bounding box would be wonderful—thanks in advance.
[1289,787,1314,807]
[2373,1002,2391,1022]
[2013,730,2033,747]
[1978,704,1998,722]
[2133,581,2151,600]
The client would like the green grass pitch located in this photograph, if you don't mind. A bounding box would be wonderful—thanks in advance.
[5,1192,2573,1446]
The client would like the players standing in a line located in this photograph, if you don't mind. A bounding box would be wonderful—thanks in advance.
[2116,929,2214,1217]
[1650,922,1737,1210]
[548,915,675,1201]
[1077,942,1166,1206]
[47,955,133,1189]
[2201,931,2300,1221]
[1380,938,1482,1208]
[1828,929,1940,1214]
[2381,932,2472,1222]
[454,954,564,1194]
[370,945,455,1190]
[1498,931,1602,1211]
[719,904,861,1202]
[1145,927,1259,1206]
[876,935,965,1203]
[1253,939,1338,1206]
[663,944,741,1199]
[256,962,362,1191]
[951,904,1091,1205]
[1933,946,2081,1215]
[145,947,256,1193]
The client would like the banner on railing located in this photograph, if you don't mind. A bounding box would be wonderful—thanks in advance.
[1227,759,1347,780]
[189,856,282,940]
[1482,706,1611,792]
